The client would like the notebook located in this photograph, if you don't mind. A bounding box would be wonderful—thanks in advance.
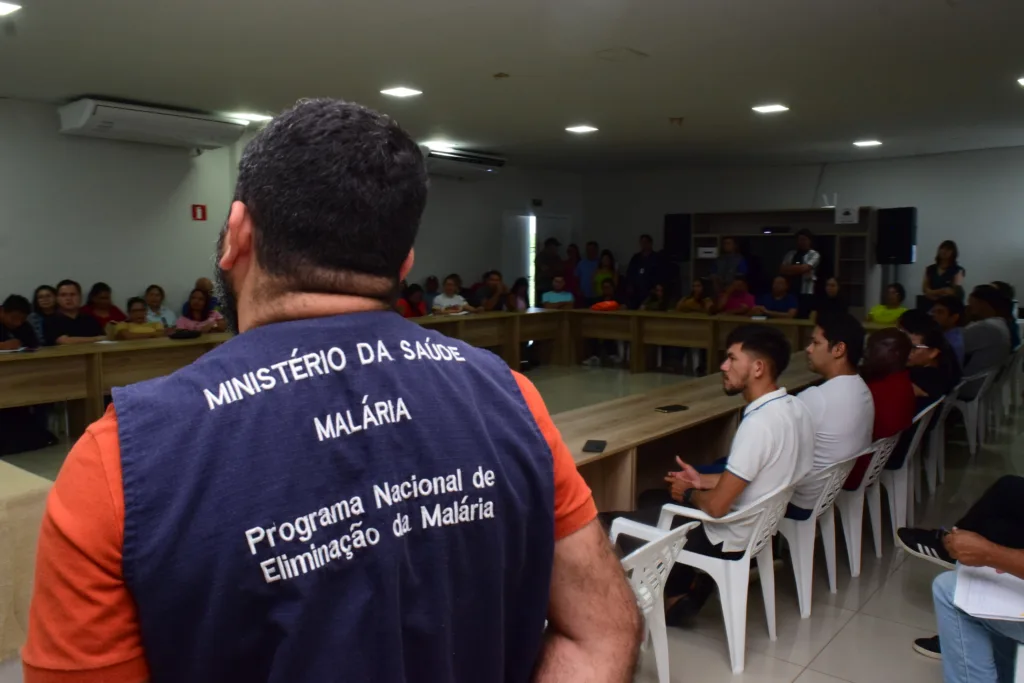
[954,564,1024,622]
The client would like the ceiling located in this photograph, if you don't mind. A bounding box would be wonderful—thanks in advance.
[2,0,1024,170]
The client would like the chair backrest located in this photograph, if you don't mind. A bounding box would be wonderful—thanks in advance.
[854,434,901,491]
[959,369,999,404]
[745,487,794,558]
[808,456,860,518]
[903,399,943,463]
[620,521,700,615]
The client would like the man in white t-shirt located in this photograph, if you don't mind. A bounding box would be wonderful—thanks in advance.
[606,324,814,623]
[787,312,874,518]
[431,274,477,315]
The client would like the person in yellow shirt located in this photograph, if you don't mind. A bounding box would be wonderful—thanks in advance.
[867,283,909,324]
[106,297,166,340]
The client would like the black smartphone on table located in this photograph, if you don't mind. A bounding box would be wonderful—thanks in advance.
[655,404,688,413]
[582,440,607,453]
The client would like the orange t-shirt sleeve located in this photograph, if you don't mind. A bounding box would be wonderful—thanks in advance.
[512,371,597,540]
[22,407,149,683]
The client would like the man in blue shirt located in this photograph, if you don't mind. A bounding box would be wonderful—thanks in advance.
[576,241,600,304]
[930,295,966,367]
[752,276,798,319]
[542,275,575,309]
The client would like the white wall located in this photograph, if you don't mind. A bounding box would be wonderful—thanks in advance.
[583,148,1024,305]
[0,99,582,308]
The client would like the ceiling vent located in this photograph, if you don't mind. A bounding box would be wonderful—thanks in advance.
[421,147,505,181]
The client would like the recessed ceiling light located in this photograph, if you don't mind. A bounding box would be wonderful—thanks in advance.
[228,112,273,123]
[1018,77,1024,87]
[0,2,21,15]
[853,140,882,147]
[381,87,423,98]
[566,125,598,134]
[752,104,789,114]
[423,140,458,152]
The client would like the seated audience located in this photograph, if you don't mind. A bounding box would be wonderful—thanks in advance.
[478,270,508,312]
[451,273,480,308]
[844,328,916,490]
[867,283,908,324]
[423,275,440,311]
[676,278,714,314]
[930,295,966,367]
[506,278,529,312]
[896,475,1024,668]
[181,277,221,315]
[640,284,672,312]
[28,285,57,345]
[395,284,427,318]
[0,295,39,349]
[107,298,166,340]
[542,276,575,310]
[593,250,619,297]
[922,240,965,302]
[432,275,476,315]
[144,284,179,327]
[44,280,106,345]
[752,276,798,319]
[175,288,227,333]
[989,280,1020,349]
[81,282,127,327]
[787,313,873,518]
[717,274,755,315]
[602,325,814,621]
[590,278,621,311]
[810,277,848,323]
[961,284,1012,398]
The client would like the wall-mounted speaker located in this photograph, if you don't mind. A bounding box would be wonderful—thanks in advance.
[876,207,917,264]
[663,213,692,261]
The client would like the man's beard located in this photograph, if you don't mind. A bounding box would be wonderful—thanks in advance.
[214,228,240,334]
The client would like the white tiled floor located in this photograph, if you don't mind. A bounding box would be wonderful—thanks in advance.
[2,377,1021,682]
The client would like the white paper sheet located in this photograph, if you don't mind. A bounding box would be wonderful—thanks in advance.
[955,564,1024,622]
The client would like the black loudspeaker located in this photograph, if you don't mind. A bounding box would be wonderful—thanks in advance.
[876,207,917,264]
[663,213,692,261]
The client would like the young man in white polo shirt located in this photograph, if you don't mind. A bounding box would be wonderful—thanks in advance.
[608,325,815,622]
[785,312,874,519]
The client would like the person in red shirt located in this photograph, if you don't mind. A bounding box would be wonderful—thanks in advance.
[80,282,126,327]
[395,283,427,318]
[844,328,916,489]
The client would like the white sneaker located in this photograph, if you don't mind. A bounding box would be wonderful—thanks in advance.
[582,356,600,366]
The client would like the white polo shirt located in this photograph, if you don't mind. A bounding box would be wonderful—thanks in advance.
[789,374,874,510]
[705,388,815,552]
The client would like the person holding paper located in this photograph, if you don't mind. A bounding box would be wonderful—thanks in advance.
[930,529,1024,683]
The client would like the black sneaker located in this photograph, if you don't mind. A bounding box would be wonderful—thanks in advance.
[896,528,956,570]
[913,635,941,660]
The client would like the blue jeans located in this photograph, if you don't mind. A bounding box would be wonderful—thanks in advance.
[933,570,1024,682]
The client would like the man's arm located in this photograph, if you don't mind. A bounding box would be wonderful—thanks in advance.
[533,520,643,683]
[945,529,1024,581]
[690,471,749,518]
[56,334,107,345]
[764,306,797,319]
[0,337,20,350]
[779,264,811,276]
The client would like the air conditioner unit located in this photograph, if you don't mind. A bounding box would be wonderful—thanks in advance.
[57,98,247,150]
[422,147,505,181]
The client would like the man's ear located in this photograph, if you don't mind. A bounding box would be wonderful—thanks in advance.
[398,249,415,282]
[218,201,254,272]
[832,341,847,359]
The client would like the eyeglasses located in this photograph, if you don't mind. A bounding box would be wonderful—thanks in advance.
[911,344,931,350]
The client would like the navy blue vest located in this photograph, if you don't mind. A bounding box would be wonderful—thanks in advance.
[113,311,555,682]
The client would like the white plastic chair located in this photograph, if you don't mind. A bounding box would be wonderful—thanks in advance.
[835,435,900,577]
[924,386,963,497]
[609,520,700,683]
[1016,641,1024,681]
[879,400,941,535]
[777,456,859,619]
[654,487,793,674]
[1009,346,1024,414]
[988,352,1019,428]
[949,370,999,456]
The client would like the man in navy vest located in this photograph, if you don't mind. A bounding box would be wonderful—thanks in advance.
[24,99,641,683]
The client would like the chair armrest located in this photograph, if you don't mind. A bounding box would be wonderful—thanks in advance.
[657,503,717,529]
[609,517,668,545]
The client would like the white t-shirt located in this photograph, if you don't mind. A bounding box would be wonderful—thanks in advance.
[432,293,468,311]
[705,388,815,552]
[789,374,874,509]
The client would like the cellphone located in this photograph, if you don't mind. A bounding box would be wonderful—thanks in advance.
[655,404,689,413]
[582,440,607,453]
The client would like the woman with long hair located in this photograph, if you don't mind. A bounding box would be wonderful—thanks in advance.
[81,282,126,327]
[810,277,848,323]
[395,284,427,318]
[506,278,529,312]
[593,250,619,295]
[922,240,965,301]
[174,288,226,333]
[675,278,714,314]
[28,285,57,344]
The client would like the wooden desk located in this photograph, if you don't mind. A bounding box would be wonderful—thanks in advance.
[414,309,564,369]
[553,352,820,511]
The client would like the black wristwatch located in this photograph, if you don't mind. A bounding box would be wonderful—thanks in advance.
[682,488,696,507]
